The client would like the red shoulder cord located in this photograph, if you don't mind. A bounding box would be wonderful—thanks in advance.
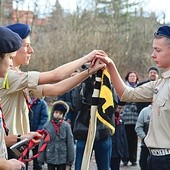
[18,129,50,163]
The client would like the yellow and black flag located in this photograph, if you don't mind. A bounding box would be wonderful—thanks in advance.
[96,69,115,133]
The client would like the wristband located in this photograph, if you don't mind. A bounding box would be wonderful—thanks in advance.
[17,134,21,142]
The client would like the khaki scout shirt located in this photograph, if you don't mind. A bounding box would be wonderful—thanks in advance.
[122,70,170,148]
[0,109,7,158]
[0,69,43,135]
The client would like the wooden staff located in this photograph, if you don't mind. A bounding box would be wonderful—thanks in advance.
[81,70,102,170]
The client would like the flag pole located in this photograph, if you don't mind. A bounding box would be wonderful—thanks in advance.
[81,70,102,170]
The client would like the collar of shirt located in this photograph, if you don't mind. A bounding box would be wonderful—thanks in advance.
[161,70,170,78]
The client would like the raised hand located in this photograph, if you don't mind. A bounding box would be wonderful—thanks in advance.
[84,50,107,63]
[88,59,106,74]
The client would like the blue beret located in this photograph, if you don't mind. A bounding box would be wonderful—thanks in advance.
[154,25,170,39]
[0,26,22,54]
[6,23,30,39]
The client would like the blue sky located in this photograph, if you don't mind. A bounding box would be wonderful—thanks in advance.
[58,0,170,23]
[13,0,170,23]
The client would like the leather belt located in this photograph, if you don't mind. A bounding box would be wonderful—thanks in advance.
[149,148,170,156]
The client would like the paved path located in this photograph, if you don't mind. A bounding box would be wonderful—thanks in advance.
[28,138,141,170]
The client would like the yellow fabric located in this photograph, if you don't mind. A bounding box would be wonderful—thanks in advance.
[2,73,9,89]
[96,69,115,133]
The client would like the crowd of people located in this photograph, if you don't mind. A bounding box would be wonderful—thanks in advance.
[0,22,170,170]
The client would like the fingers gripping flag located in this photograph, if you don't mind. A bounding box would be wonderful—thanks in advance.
[96,69,115,133]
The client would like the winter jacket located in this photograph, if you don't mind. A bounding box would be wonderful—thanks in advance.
[38,120,74,165]
[112,113,129,158]
[29,98,49,131]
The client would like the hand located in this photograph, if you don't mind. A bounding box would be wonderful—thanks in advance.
[88,59,106,74]
[8,159,25,170]
[84,50,107,62]
[94,54,113,66]
[21,132,42,144]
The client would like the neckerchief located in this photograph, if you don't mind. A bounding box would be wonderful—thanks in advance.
[18,129,50,163]
[0,107,9,136]
[51,119,64,134]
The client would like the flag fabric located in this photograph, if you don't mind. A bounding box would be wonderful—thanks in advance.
[81,70,102,170]
[81,69,115,170]
[96,69,115,133]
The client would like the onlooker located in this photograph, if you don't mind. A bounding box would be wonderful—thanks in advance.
[2,23,106,158]
[110,103,129,170]
[58,69,82,137]
[136,66,159,113]
[73,75,117,170]
[38,100,74,170]
[96,25,170,170]
[122,71,139,166]
[0,26,41,170]
[28,97,49,170]
[135,104,152,170]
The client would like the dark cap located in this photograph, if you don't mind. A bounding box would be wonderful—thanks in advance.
[0,26,22,54]
[51,100,69,116]
[154,25,170,39]
[148,66,159,74]
[6,23,30,39]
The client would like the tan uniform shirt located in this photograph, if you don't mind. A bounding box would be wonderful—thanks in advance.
[122,70,170,148]
[0,109,7,158]
[0,69,43,135]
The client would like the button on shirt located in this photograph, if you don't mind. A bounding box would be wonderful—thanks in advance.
[121,70,170,148]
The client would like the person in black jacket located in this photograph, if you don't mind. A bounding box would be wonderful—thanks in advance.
[110,103,129,170]
[73,75,118,170]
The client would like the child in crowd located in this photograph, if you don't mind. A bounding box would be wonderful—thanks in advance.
[111,103,129,170]
[38,100,74,170]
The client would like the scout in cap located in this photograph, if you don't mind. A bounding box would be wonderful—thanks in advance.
[0,27,42,170]
[0,26,22,77]
[6,22,33,66]
[0,26,22,157]
[96,25,170,170]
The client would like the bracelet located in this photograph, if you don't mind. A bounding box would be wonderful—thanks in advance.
[17,134,21,142]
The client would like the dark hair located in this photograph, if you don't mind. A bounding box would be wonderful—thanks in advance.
[0,54,5,60]
[124,71,139,83]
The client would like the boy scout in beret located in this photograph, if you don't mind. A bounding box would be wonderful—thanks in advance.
[0,26,42,170]
[97,25,170,170]
[1,23,106,159]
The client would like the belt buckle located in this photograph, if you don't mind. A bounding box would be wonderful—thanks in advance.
[150,148,170,156]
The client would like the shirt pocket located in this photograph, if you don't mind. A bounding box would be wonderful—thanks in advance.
[157,98,166,107]
[156,98,168,117]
